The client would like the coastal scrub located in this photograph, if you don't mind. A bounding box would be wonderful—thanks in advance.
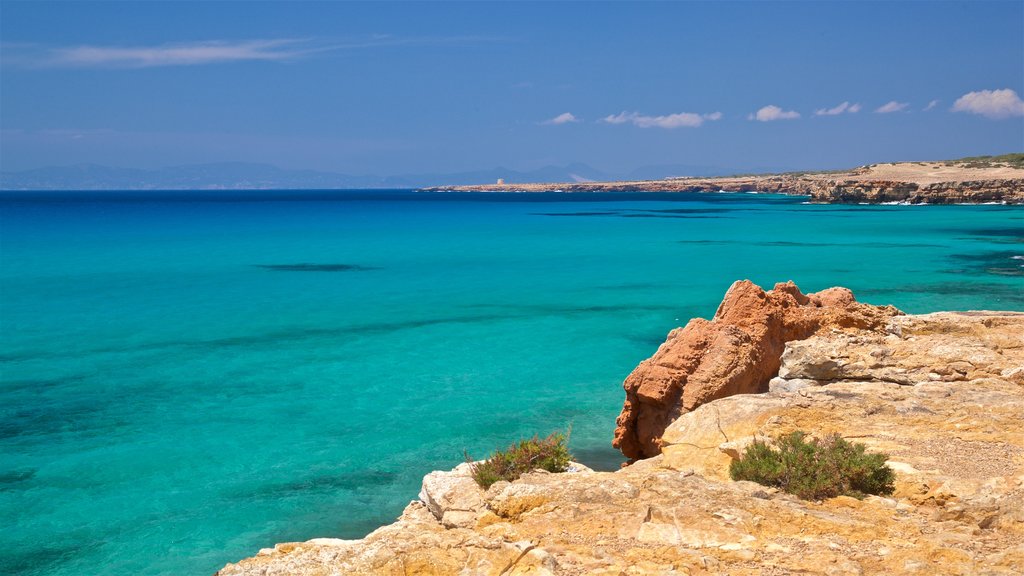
[468,431,572,489]
[729,431,895,500]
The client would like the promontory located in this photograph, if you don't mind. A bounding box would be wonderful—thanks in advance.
[217,280,1024,575]
[422,155,1024,205]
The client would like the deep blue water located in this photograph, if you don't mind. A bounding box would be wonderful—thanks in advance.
[1,190,1021,575]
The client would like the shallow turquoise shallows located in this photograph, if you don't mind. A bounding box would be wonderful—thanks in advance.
[2,190,1022,575]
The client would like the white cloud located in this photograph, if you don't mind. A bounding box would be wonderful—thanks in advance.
[542,112,579,125]
[602,112,632,125]
[951,88,1024,119]
[814,101,862,116]
[601,110,722,129]
[875,101,909,114]
[5,35,501,69]
[923,99,939,111]
[42,39,319,68]
[750,105,800,122]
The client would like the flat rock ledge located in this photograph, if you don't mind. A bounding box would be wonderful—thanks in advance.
[216,310,1024,575]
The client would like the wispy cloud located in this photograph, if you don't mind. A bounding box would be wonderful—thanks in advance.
[951,88,1024,119]
[542,112,579,125]
[814,101,861,116]
[923,99,939,111]
[30,39,323,68]
[601,110,722,128]
[875,101,909,114]
[4,36,502,69]
[748,105,800,122]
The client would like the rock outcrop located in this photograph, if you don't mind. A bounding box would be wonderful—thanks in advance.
[807,178,1024,204]
[216,303,1024,576]
[613,280,900,460]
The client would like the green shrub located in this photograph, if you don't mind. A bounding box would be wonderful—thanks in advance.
[729,431,895,500]
[468,431,573,489]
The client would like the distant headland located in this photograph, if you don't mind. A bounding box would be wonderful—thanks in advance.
[423,153,1024,205]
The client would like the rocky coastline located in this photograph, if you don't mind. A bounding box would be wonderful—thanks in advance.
[217,281,1024,575]
[421,160,1024,205]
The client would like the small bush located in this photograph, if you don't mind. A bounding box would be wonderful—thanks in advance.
[729,431,895,500]
[468,431,572,489]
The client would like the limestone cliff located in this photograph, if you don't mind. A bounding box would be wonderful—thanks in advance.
[807,178,1024,204]
[216,297,1024,575]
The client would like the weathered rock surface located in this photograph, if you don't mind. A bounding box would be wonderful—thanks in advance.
[216,307,1024,576]
[809,178,1024,204]
[613,280,900,460]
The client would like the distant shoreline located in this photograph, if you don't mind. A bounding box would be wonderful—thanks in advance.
[421,157,1024,205]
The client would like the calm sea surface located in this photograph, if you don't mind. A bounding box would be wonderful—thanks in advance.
[2,190,1022,575]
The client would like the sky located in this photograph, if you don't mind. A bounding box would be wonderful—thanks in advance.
[1,1,1023,176]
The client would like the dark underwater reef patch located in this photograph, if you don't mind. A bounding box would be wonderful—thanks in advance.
[255,264,379,272]
[955,236,1024,245]
[0,467,37,490]
[621,207,734,214]
[531,206,734,218]
[1,540,102,576]
[967,227,1024,237]
[531,211,727,218]
[858,281,1024,303]
[763,240,945,248]
[947,251,1024,277]
[0,396,121,442]
[619,214,726,219]
[677,240,945,248]
[623,332,679,349]
[0,374,91,393]
[241,469,398,499]
[531,211,619,216]
[950,227,1024,242]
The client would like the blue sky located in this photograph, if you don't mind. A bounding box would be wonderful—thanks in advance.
[1,1,1022,175]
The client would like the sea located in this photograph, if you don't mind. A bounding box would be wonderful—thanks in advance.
[1,189,1022,575]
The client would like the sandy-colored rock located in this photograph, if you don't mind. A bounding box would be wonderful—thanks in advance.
[613,280,900,459]
[419,462,487,528]
[217,304,1024,576]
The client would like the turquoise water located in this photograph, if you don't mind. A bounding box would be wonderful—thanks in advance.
[1,190,1021,575]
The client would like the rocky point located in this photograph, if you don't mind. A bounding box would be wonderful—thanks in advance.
[216,282,1024,576]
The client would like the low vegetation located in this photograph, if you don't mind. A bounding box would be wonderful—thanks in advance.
[468,431,573,489]
[729,431,895,500]
[944,153,1024,169]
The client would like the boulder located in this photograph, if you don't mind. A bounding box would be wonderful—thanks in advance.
[613,280,900,460]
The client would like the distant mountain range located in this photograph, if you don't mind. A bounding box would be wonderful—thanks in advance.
[0,161,773,190]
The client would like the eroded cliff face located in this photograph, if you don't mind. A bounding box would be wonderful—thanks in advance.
[216,309,1024,576]
[613,280,900,460]
[807,178,1024,204]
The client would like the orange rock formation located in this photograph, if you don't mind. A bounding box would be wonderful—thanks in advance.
[613,280,900,460]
